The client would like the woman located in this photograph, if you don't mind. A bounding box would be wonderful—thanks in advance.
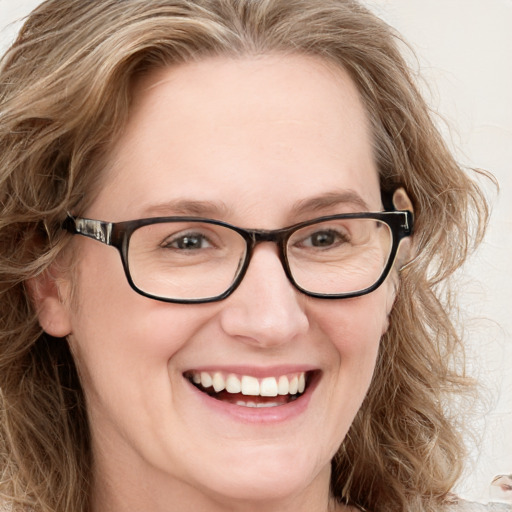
[0,1,503,511]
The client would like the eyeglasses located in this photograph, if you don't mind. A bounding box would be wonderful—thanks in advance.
[63,210,413,304]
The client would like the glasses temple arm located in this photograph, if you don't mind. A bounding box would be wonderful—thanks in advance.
[63,215,113,245]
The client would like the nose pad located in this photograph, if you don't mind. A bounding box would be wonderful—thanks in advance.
[219,244,309,348]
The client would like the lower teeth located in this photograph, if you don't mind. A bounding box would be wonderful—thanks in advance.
[236,401,281,408]
[217,392,301,407]
[189,379,303,406]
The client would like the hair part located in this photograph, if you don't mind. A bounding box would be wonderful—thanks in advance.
[0,1,490,511]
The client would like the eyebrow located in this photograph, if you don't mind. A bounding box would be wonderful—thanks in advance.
[140,199,231,218]
[290,191,372,216]
[138,190,372,221]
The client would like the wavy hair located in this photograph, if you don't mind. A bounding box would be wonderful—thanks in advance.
[0,1,490,511]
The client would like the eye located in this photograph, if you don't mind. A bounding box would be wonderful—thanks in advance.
[307,230,338,247]
[162,232,213,251]
[298,229,348,249]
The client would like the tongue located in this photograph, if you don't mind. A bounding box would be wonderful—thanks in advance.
[213,391,291,405]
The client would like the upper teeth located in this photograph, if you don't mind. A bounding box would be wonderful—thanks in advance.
[190,371,307,397]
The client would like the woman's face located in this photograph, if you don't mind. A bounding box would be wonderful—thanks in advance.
[41,55,395,510]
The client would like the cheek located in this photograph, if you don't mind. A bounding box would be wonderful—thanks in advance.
[65,244,212,415]
[303,287,392,459]
[313,284,393,406]
[68,240,205,355]
[319,284,392,353]
[68,290,202,388]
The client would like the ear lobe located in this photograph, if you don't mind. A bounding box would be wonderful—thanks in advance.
[27,268,72,338]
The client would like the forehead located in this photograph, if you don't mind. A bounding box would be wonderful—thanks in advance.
[91,54,380,225]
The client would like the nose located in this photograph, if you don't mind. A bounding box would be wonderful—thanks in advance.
[218,243,310,348]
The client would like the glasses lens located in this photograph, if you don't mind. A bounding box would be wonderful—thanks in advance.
[287,217,393,295]
[127,221,247,301]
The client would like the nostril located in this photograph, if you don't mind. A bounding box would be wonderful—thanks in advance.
[218,301,309,347]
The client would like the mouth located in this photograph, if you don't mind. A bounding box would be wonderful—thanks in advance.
[184,370,317,408]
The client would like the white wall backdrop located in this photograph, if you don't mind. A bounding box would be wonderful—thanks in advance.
[364,1,512,503]
[1,0,511,504]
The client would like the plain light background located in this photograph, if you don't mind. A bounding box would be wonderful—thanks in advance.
[1,0,511,504]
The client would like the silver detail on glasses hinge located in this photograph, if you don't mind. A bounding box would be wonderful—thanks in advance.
[75,218,112,244]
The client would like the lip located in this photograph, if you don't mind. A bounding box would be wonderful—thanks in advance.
[183,367,321,424]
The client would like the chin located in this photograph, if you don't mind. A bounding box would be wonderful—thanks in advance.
[204,471,311,504]
[190,443,328,505]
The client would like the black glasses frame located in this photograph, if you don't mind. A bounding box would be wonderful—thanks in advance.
[63,210,413,304]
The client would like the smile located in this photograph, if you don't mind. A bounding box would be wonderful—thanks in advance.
[185,371,312,408]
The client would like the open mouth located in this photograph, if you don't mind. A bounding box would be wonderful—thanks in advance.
[184,370,317,408]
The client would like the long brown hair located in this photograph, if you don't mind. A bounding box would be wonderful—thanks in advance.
[0,1,489,511]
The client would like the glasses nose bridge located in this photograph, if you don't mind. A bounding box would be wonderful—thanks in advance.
[248,226,290,251]
[244,227,291,275]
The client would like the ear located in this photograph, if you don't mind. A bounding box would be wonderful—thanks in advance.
[27,266,73,338]
[392,187,415,268]
[380,188,416,330]
[392,187,414,212]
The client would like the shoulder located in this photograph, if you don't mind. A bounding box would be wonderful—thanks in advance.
[447,501,512,512]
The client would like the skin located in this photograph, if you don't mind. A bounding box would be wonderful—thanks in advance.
[34,54,397,512]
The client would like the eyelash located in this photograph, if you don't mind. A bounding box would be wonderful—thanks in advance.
[162,232,214,250]
[295,228,350,248]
